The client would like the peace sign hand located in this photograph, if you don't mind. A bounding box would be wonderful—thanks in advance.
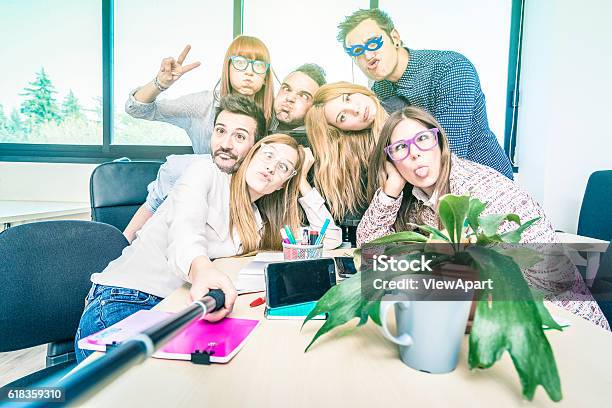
[156,45,201,89]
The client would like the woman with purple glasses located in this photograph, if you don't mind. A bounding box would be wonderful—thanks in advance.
[356,106,609,330]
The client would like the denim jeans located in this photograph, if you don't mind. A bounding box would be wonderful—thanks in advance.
[74,283,162,363]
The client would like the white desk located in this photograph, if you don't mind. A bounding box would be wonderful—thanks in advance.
[0,200,90,230]
[71,253,612,407]
[555,232,609,286]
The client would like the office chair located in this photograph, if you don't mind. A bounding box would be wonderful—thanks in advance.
[0,220,128,387]
[90,159,162,231]
[577,170,612,241]
[590,240,612,323]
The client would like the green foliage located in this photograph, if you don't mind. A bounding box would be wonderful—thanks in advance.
[113,112,191,146]
[304,194,563,402]
[0,104,7,130]
[9,108,25,134]
[1,67,191,145]
[466,246,561,401]
[20,67,62,125]
[61,90,85,120]
[438,194,470,248]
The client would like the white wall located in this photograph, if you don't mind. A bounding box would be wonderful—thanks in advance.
[0,162,95,202]
[516,0,612,233]
[383,0,512,145]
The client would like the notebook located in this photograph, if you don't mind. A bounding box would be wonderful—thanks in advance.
[235,252,284,294]
[78,310,261,363]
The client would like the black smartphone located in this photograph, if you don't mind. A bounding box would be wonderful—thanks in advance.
[334,256,357,278]
[264,258,336,308]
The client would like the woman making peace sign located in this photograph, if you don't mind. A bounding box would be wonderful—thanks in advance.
[125,36,275,153]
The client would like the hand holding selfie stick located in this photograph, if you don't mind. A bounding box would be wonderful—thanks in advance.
[32,290,226,407]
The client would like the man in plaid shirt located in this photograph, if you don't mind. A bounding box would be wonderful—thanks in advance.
[337,8,514,179]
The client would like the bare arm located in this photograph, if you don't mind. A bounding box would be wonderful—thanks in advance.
[123,204,153,243]
[133,81,164,104]
[132,44,201,104]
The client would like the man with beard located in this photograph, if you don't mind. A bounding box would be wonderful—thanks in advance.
[123,94,265,243]
[268,63,326,135]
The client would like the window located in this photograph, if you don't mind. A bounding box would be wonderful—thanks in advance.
[1,1,521,163]
[0,0,102,145]
[112,0,233,146]
[380,0,513,145]
[243,0,370,88]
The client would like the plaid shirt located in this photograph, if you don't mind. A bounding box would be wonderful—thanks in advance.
[372,48,514,180]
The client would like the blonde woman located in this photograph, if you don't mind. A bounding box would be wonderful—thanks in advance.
[75,134,341,362]
[126,36,275,153]
[305,82,388,225]
[356,106,609,330]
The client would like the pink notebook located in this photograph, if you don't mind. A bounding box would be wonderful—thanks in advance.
[78,310,261,363]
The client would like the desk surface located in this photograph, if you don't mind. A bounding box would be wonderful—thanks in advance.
[555,231,609,250]
[0,200,90,224]
[74,252,612,407]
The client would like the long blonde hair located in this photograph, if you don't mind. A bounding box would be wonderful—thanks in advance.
[367,106,452,230]
[229,134,305,253]
[305,82,387,221]
[220,35,275,128]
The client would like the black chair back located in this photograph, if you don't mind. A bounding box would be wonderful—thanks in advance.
[0,220,128,352]
[90,160,162,231]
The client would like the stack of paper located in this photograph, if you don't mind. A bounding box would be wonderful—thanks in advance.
[235,252,284,294]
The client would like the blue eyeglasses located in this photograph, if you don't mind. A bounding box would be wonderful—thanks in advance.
[345,35,384,57]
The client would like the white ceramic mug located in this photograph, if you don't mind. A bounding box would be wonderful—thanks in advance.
[379,287,472,374]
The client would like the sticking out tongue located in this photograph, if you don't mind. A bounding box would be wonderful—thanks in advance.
[415,166,429,178]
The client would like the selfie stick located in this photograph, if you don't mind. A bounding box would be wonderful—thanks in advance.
[30,289,225,407]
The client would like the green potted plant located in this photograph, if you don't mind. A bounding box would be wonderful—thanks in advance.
[303,194,563,402]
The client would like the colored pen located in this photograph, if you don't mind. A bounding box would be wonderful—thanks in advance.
[284,225,297,244]
[301,228,310,245]
[309,230,319,245]
[280,228,290,244]
[315,219,330,245]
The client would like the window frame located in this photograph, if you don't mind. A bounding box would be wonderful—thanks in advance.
[1,0,521,166]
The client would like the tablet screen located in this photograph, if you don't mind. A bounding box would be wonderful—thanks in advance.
[265,259,336,308]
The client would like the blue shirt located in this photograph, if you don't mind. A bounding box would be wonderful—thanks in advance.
[145,154,206,213]
[372,48,514,179]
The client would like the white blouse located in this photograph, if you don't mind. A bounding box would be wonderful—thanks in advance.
[92,157,341,298]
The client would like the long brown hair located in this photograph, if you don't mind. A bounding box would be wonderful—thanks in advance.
[367,106,452,230]
[229,134,305,253]
[220,35,275,128]
[305,82,387,221]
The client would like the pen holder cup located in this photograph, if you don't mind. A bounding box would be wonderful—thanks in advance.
[282,243,323,261]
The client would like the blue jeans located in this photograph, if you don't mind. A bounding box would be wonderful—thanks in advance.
[74,283,162,363]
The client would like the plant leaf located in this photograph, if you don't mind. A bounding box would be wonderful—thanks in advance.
[490,246,544,270]
[500,217,541,243]
[466,246,562,401]
[467,197,486,232]
[409,223,450,242]
[354,232,428,272]
[302,273,366,351]
[528,289,563,331]
[475,233,505,245]
[438,194,470,244]
[478,214,509,236]
[368,230,428,244]
[366,300,382,325]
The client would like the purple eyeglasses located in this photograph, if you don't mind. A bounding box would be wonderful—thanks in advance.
[384,128,439,161]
